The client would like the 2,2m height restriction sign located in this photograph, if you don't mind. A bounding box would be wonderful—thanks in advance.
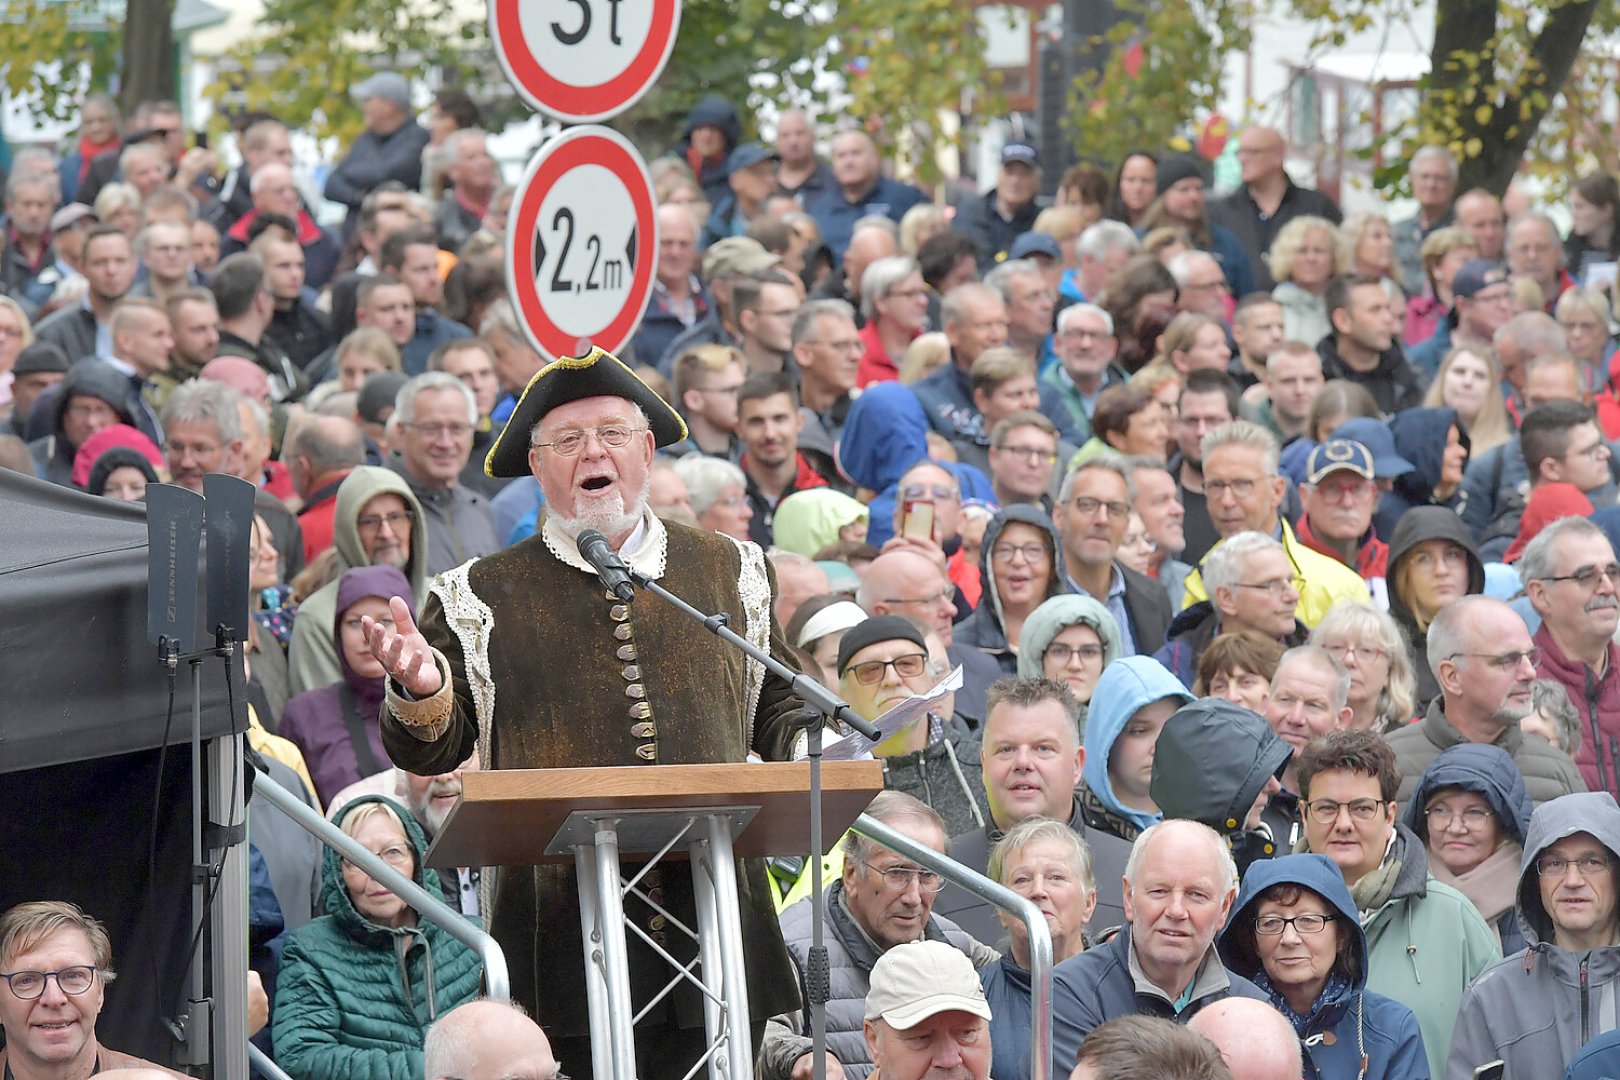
[489,0,682,123]
[506,125,658,361]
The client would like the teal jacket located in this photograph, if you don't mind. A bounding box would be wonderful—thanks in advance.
[272,795,484,1080]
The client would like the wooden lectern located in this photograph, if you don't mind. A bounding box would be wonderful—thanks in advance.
[428,760,884,1080]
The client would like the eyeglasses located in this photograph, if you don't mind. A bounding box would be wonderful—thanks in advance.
[1320,643,1387,663]
[803,339,864,354]
[1564,440,1611,463]
[995,445,1058,464]
[1536,853,1614,878]
[846,652,928,685]
[880,588,954,608]
[992,543,1049,564]
[341,844,413,873]
[1424,805,1494,829]
[357,509,414,532]
[1539,564,1620,590]
[531,424,646,456]
[1445,649,1540,671]
[1304,798,1385,825]
[1253,913,1336,935]
[1070,496,1129,519]
[900,483,958,501]
[861,860,945,893]
[1046,642,1104,665]
[1234,578,1301,599]
[1206,477,1261,500]
[0,966,99,1000]
[405,422,473,440]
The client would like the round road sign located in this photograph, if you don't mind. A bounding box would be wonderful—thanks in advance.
[489,0,682,123]
[506,125,658,362]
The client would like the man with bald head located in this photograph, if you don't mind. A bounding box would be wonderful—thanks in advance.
[633,204,710,368]
[913,283,1010,443]
[220,160,342,288]
[288,414,367,563]
[773,108,831,200]
[1210,125,1341,292]
[1508,211,1575,310]
[806,130,926,264]
[1455,188,1506,260]
[1187,999,1303,1080]
[424,999,561,1080]
[821,220,900,322]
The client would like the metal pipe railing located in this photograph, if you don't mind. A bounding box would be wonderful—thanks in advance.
[248,1042,295,1080]
[251,770,511,1002]
[851,813,1054,1080]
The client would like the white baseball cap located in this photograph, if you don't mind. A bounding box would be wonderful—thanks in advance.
[863,941,992,1029]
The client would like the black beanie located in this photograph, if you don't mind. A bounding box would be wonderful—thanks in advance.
[87,446,161,496]
[1156,153,1210,196]
[836,615,929,676]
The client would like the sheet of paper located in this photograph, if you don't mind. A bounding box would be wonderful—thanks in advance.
[816,665,965,761]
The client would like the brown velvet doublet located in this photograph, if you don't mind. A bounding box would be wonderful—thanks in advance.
[381,516,804,1038]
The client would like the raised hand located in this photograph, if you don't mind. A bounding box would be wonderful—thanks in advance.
[364,594,443,698]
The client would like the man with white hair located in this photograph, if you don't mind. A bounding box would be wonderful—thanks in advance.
[398,753,483,916]
[1154,531,1306,687]
[218,161,342,288]
[1508,210,1576,311]
[386,371,500,575]
[1392,145,1459,287]
[1044,302,1127,441]
[433,128,499,253]
[1168,251,1229,319]
[424,999,561,1080]
[371,347,809,1080]
[1071,220,1139,303]
[1049,819,1267,1065]
[1187,998,1303,1080]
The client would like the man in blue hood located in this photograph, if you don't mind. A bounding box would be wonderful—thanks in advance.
[1050,819,1268,1069]
[1080,656,1194,845]
[1448,791,1620,1080]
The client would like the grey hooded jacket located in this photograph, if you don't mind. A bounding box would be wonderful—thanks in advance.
[1446,792,1620,1080]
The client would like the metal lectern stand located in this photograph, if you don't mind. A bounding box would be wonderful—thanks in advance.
[425,761,883,1080]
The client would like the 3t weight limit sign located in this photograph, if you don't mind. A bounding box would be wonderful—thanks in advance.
[507,125,658,361]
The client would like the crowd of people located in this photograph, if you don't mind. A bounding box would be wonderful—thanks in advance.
[6,75,1620,1080]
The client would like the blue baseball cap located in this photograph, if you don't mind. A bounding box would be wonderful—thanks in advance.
[726,143,778,172]
[1008,231,1061,261]
[1328,418,1415,478]
[1001,141,1039,168]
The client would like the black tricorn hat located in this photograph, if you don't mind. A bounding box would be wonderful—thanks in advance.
[483,346,688,477]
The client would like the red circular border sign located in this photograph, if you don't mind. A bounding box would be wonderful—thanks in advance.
[490,0,681,123]
[506,126,659,361]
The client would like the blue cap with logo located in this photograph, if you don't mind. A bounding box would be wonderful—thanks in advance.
[1327,418,1415,478]
[1305,439,1376,485]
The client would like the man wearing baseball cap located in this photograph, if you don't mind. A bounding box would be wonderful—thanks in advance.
[863,941,994,1080]
[954,142,1042,271]
[703,143,781,248]
[1295,437,1395,602]
[1411,258,1515,378]
[324,69,431,233]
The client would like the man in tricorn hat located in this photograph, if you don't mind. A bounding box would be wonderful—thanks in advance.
[368,346,806,1079]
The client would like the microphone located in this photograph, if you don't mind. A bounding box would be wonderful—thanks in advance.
[576,529,636,602]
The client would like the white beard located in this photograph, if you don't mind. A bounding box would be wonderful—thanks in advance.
[549,472,652,543]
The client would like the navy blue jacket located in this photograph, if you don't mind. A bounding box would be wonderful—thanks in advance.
[1219,853,1431,1080]
[1050,925,1267,1073]
[1374,406,1467,538]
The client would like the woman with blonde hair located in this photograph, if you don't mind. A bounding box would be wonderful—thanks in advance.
[1554,285,1617,396]
[332,327,403,393]
[1153,311,1231,376]
[93,181,143,238]
[1308,603,1417,733]
[898,202,948,256]
[1268,215,1346,347]
[1405,225,1480,345]
[1340,211,1404,290]
[1422,345,1511,455]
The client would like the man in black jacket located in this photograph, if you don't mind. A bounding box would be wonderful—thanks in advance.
[1208,126,1341,292]
[1055,452,1172,656]
[953,143,1042,271]
[1316,274,1424,415]
[323,71,431,236]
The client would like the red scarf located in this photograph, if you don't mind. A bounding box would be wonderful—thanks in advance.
[76,134,121,185]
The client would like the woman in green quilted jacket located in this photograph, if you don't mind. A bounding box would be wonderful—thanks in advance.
[271,795,484,1080]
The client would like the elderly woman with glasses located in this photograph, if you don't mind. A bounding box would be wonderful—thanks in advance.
[980,818,1097,1080]
[1402,744,1534,954]
[672,455,753,541]
[954,505,1068,675]
[1219,854,1429,1080]
[857,255,931,387]
[273,796,483,1080]
[1308,603,1418,733]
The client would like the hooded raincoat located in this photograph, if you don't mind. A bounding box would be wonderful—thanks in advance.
[271,795,484,1080]
[1080,656,1194,840]
[1401,743,1535,955]
[1374,407,1469,539]
[1015,594,1121,728]
[1385,506,1485,713]
[1220,854,1431,1080]
[1447,792,1620,1080]
[953,505,1068,674]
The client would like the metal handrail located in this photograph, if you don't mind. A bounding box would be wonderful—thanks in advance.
[248,1042,295,1080]
[251,770,511,1002]
[851,813,1054,1080]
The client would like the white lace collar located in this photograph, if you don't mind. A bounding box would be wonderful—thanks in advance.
[540,507,669,582]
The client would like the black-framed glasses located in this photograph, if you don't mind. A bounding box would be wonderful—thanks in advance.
[1446,649,1540,671]
[1539,564,1620,590]
[995,445,1058,464]
[1253,913,1337,936]
[861,861,945,893]
[992,543,1049,564]
[530,424,646,456]
[1045,642,1104,665]
[1304,798,1385,825]
[1205,477,1260,500]
[0,965,98,1000]
[846,652,928,685]
[1069,496,1129,519]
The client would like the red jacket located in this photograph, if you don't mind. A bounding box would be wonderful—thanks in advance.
[856,319,917,388]
[1533,623,1620,796]
[1294,513,1388,579]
